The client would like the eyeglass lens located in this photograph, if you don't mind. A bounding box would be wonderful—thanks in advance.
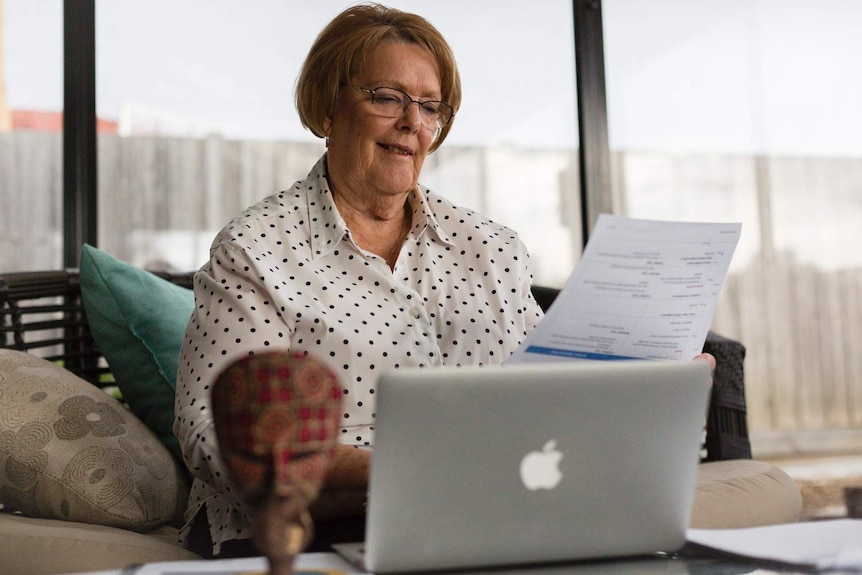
[368,87,452,129]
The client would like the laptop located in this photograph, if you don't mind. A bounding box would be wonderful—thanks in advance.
[335,359,712,573]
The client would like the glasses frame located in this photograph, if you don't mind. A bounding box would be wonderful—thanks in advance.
[342,84,454,130]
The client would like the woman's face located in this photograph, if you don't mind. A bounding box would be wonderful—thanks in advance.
[325,41,442,200]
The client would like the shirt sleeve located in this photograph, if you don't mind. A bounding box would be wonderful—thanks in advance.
[518,236,545,337]
[173,241,294,513]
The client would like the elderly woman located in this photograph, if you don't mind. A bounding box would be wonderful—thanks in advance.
[174,3,543,558]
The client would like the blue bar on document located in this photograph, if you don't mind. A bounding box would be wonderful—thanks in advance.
[524,347,643,361]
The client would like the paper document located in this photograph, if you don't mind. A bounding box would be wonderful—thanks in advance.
[79,553,371,575]
[510,214,741,363]
[687,519,862,572]
[92,552,368,575]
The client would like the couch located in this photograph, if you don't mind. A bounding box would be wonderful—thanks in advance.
[0,247,802,575]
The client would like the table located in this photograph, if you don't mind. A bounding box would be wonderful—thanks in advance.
[61,550,821,575]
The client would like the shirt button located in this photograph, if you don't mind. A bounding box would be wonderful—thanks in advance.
[411,307,422,319]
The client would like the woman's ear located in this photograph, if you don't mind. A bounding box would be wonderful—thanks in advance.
[323,117,332,147]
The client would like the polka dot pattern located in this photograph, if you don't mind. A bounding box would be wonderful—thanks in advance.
[173,154,543,553]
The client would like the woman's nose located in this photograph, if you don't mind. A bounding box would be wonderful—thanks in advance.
[397,102,423,131]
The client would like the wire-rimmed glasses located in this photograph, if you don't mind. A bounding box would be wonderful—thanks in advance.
[343,84,454,130]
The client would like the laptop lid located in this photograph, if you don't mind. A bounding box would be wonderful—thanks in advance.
[361,360,712,573]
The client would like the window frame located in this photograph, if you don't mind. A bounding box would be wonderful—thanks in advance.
[61,0,610,266]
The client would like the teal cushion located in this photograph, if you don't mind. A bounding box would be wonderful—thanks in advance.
[79,244,193,463]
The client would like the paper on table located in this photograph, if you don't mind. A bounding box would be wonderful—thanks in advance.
[105,552,369,575]
[509,214,741,364]
[686,519,862,572]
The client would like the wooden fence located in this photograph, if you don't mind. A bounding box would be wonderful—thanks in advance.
[617,151,862,456]
[715,259,862,455]
[2,131,861,455]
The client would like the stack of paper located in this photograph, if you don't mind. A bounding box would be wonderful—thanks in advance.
[687,519,862,572]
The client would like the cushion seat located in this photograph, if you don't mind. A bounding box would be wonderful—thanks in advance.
[0,513,201,575]
[692,460,802,528]
[0,460,803,575]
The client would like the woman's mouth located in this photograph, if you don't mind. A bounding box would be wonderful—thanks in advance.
[379,143,412,156]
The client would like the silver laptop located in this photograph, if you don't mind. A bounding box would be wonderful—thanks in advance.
[336,359,712,573]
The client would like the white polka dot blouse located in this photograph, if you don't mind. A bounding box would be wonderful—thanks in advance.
[173,154,543,552]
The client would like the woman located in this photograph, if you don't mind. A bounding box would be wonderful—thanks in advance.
[174,3,543,557]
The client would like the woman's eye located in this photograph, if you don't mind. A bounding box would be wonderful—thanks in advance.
[420,103,440,115]
[375,93,402,105]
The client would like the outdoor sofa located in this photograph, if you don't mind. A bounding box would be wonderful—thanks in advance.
[0,247,801,575]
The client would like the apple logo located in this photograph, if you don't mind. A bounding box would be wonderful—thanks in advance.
[519,439,564,491]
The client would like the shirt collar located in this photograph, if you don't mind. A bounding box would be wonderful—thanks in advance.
[307,154,455,260]
[306,155,346,259]
[410,182,455,247]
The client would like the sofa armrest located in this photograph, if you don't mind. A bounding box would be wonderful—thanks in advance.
[529,285,752,462]
[0,269,195,388]
[0,270,108,385]
[702,331,751,461]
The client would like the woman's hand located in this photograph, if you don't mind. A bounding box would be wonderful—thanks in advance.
[309,444,371,521]
[693,352,716,371]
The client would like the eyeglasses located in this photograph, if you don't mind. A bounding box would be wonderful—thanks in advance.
[343,84,454,130]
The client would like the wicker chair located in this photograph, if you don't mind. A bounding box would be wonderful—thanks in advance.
[2,271,750,462]
[0,269,192,391]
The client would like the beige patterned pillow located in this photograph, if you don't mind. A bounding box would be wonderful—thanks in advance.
[0,349,189,532]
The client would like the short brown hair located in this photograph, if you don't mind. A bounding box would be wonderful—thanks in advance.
[296,3,461,153]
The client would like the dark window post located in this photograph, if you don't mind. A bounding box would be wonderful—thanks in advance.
[63,0,97,268]
[573,0,612,245]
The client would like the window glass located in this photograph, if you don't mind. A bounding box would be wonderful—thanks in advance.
[0,0,63,272]
[94,0,579,286]
[604,0,862,452]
